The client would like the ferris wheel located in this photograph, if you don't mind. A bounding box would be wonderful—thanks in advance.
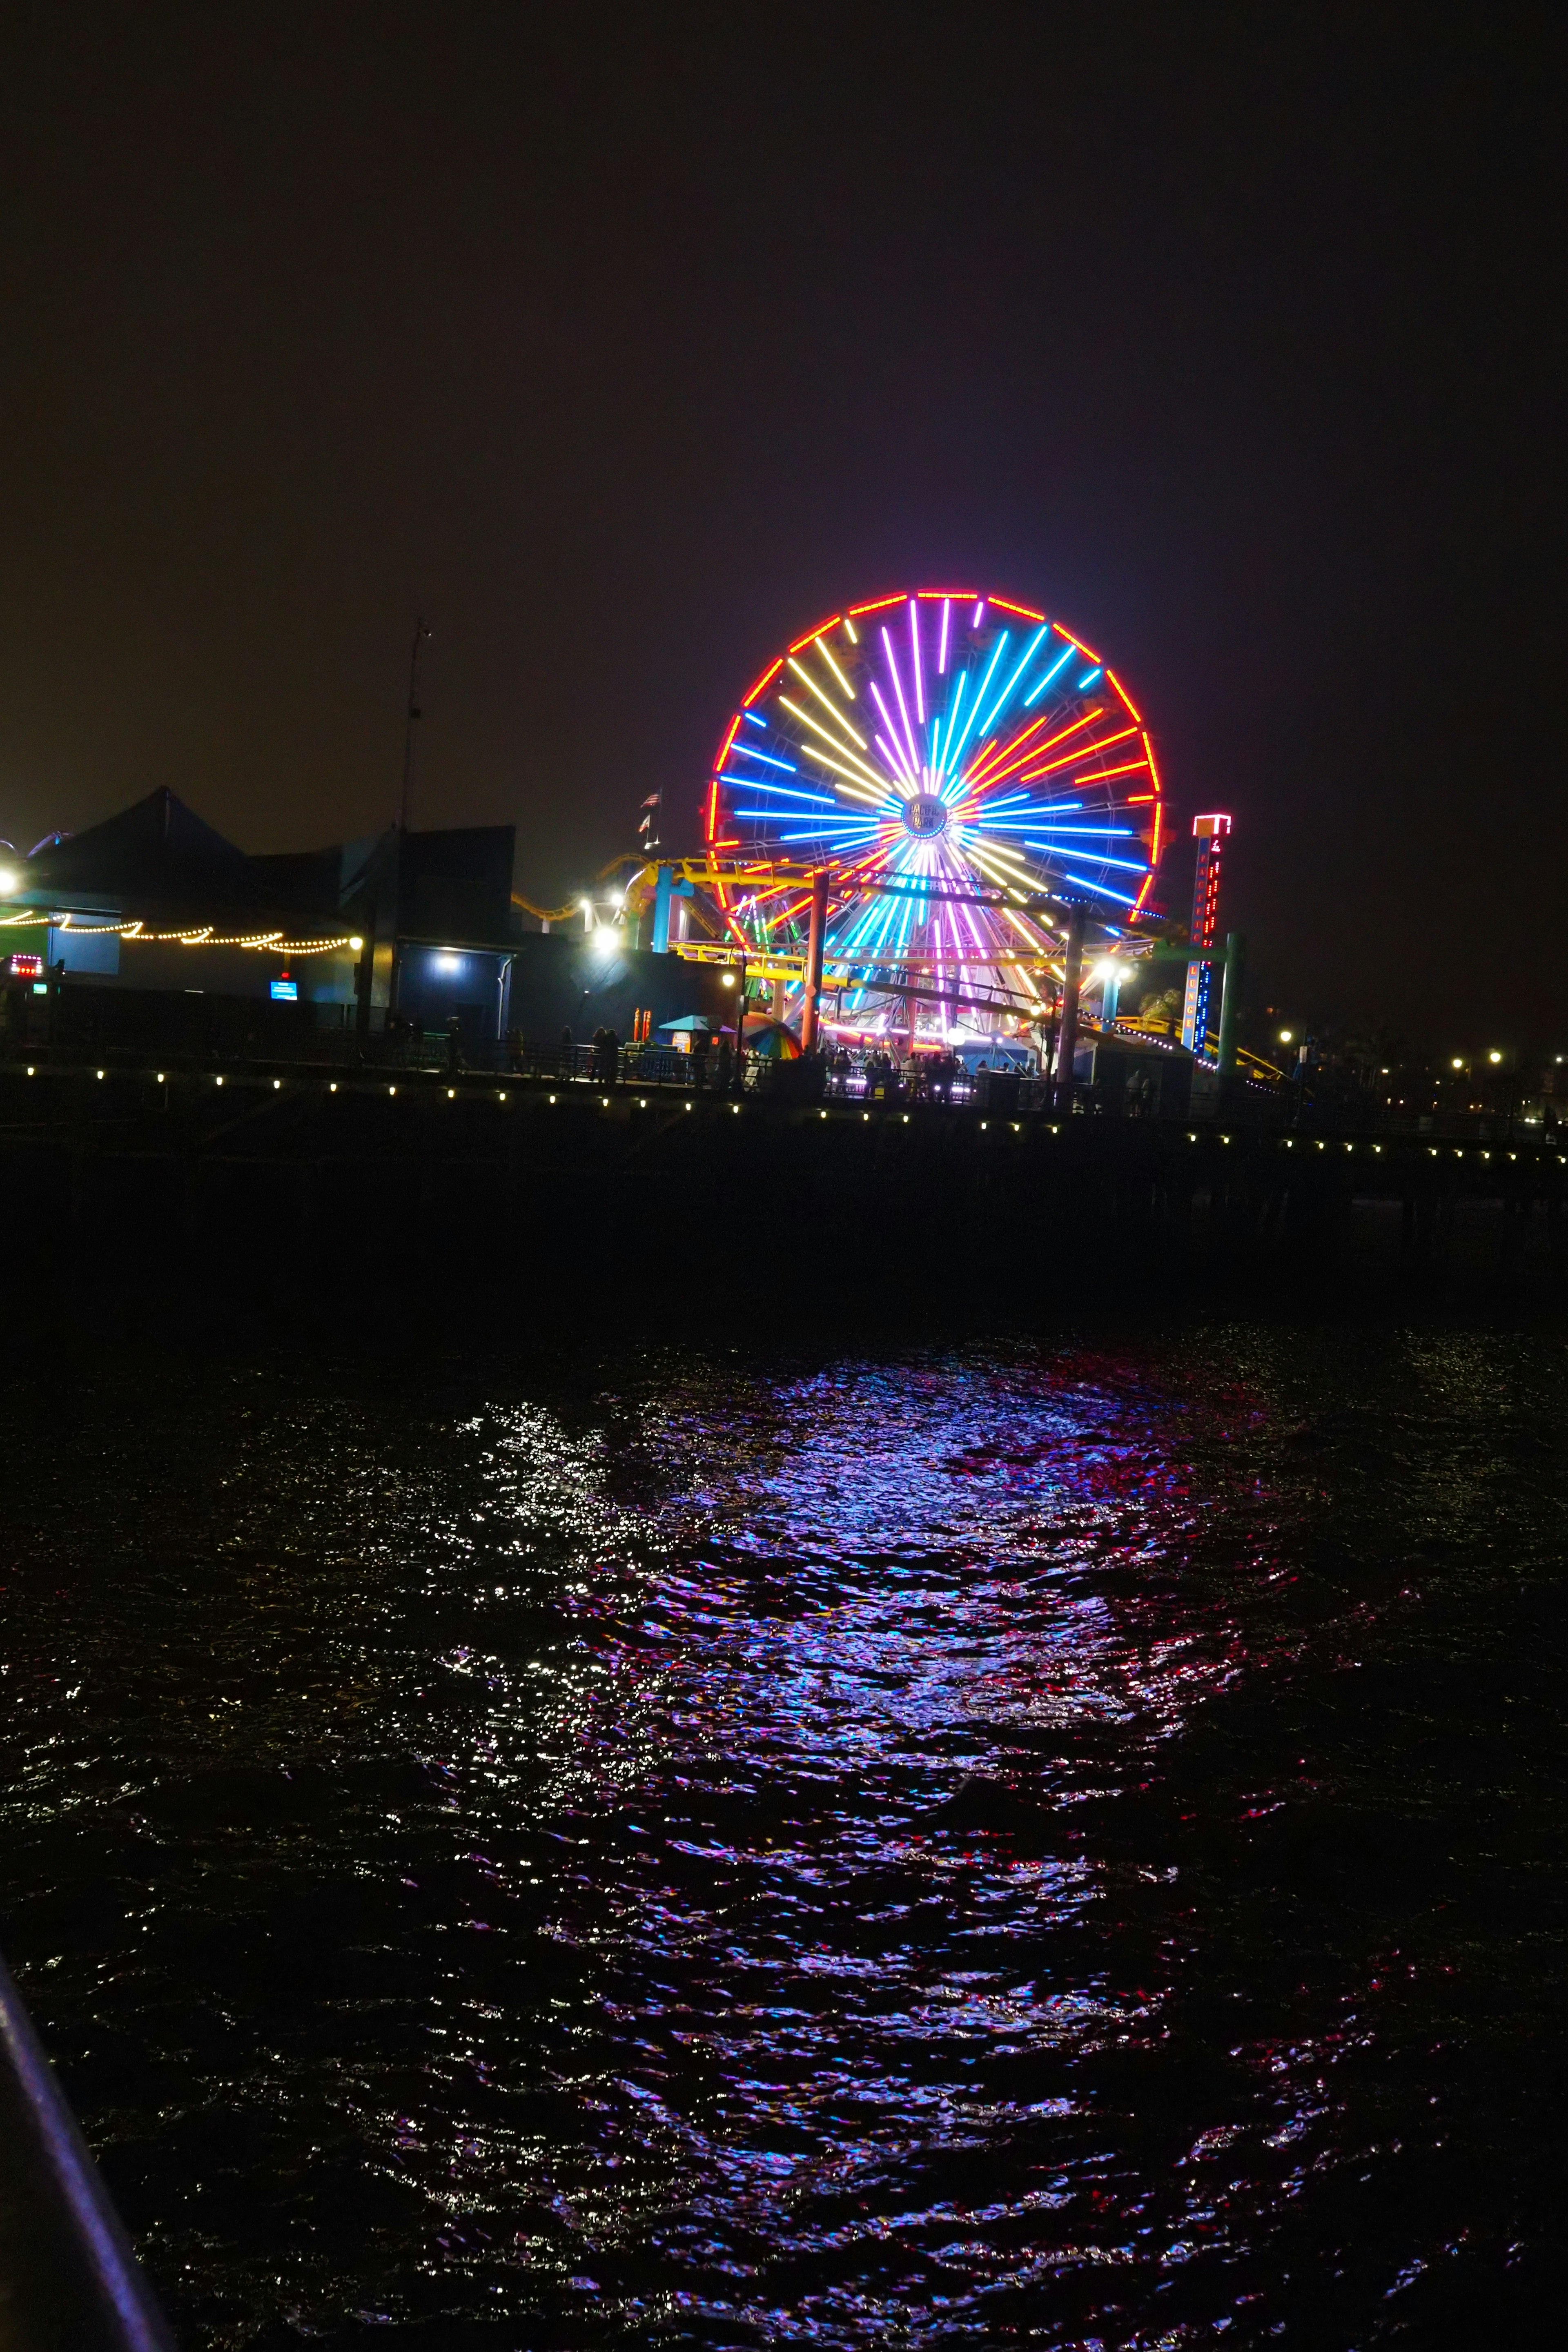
[705,589,1164,1043]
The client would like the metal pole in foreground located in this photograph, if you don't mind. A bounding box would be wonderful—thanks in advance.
[1216,931,1245,1077]
[733,950,748,1093]
[0,1951,176,2350]
[1055,904,1086,1111]
[800,868,829,1054]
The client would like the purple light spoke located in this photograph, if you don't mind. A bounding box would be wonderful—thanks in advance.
[869,683,917,785]
[880,626,923,780]
[938,598,951,675]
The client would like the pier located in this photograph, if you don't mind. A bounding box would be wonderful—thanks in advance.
[5,1054,1563,1334]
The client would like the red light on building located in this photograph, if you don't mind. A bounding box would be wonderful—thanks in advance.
[8,953,42,980]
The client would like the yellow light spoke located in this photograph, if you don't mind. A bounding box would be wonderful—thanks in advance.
[813,637,856,699]
[787,657,869,744]
[777,692,882,773]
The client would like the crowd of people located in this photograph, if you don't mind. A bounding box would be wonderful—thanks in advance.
[533,1028,1045,1105]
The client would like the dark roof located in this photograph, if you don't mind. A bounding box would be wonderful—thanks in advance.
[21,792,518,938]
[26,788,261,916]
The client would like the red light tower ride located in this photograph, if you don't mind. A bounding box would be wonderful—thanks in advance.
[1180,813,1232,1056]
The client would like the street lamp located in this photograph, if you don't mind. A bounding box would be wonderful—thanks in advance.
[1278,1028,1294,1045]
[1488,1049,1503,1065]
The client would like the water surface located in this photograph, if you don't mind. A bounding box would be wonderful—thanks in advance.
[2,1324,1565,2346]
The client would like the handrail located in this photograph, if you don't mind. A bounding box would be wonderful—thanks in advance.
[0,1951,176,2349]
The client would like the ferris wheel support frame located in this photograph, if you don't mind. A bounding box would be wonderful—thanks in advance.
[800,869,830,1054]
[1054,905,1088,1109]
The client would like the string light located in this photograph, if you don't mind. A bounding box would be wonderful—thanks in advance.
[0,909,359,955]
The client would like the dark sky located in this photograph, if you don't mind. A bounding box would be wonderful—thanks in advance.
[1,4,1561,1045]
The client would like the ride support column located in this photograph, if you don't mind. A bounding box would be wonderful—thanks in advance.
[801,868,830,1053]
[1055,905,1086,1111]
[1216,932,1245,1076]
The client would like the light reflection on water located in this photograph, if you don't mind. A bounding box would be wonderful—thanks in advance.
[2,1331,1565,2345]
[509,1361,1262,2343]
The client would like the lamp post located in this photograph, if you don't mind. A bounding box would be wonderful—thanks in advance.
[734,950,748,1094]
[1055,904,1086,1112]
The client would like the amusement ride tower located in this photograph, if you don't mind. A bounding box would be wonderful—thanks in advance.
[1180,812,1232,1056]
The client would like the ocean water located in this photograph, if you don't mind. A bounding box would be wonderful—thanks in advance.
[2,1323,1566,2348]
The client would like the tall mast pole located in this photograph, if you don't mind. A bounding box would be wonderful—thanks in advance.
[399,618,431,833]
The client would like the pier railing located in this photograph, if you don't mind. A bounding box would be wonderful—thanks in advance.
[0,1951,174,2350]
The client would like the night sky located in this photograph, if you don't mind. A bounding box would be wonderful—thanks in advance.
[1,5,1560,1045]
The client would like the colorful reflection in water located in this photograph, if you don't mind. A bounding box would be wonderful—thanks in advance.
[1,1332,1564,2344]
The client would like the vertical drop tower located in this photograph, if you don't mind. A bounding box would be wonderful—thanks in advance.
[1180,813,1232,1056]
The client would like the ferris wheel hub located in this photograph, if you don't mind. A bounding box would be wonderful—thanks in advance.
[902,792,950,839]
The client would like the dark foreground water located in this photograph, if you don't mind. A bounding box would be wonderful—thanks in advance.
[2,1323,1566,2349]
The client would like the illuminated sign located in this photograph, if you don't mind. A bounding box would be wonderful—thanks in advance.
[270,980,298,1001]
[9,953,43,980]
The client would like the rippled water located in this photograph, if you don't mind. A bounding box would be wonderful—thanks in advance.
[2,1324,1566,2347]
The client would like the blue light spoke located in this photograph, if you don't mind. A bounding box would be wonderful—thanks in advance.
[933,671,968,780]
[1051,869,1144,904]
[1022,643,1075,706]
[977,626,1049,737]
[944,632,1009,779]
[1025,845,1150,873]
[978,821,1136,837]
[725,784,841,808]
[776,825,880,842]
[727,744,799,770]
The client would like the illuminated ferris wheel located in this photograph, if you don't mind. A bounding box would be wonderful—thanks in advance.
[705,589,1164,1042]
